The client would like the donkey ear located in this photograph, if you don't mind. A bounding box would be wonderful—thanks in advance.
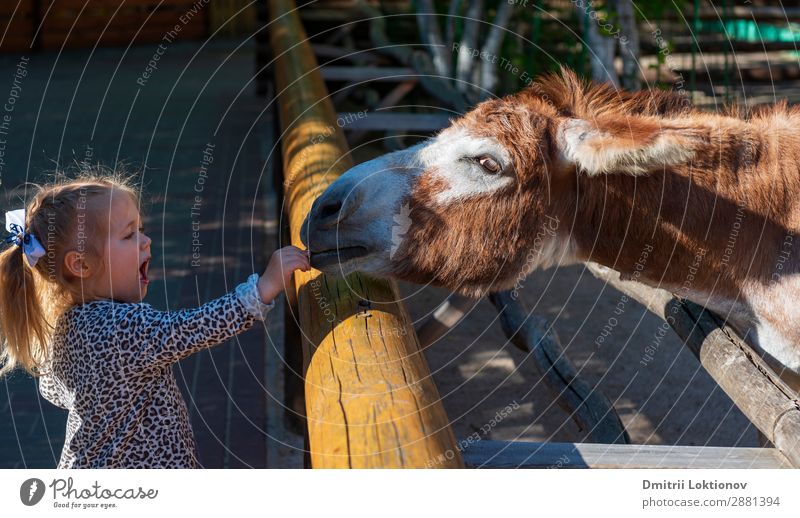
[556,116,706,176]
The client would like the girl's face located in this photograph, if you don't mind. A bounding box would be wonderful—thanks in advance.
[91,190,152,303]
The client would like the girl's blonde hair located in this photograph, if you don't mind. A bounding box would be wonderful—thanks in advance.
[0,165,141,378]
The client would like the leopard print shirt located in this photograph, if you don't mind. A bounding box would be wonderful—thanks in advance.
[38,273,274,469]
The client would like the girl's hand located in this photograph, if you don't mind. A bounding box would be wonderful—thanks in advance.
[258,246,311,304]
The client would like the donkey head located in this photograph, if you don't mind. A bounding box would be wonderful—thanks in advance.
[301,68,703,296]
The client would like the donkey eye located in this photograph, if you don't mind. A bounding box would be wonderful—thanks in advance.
[475,155,501,174]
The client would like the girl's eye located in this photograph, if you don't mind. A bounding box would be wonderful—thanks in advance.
[126,227,144,239]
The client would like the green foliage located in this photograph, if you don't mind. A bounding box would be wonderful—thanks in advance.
[418,0,698,96]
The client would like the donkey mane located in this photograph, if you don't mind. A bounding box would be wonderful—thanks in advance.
[530,66,800,123]
[529,66,693,119]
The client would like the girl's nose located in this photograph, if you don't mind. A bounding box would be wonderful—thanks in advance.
[140,233,152,249]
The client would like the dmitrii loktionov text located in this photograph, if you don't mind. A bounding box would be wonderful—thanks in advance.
[643,479,747,490]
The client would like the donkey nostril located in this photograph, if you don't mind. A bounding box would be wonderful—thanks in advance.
[318,200,342,221]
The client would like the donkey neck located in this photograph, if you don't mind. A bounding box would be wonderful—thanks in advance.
[558,115,800,301]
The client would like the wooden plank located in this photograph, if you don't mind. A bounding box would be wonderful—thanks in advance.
[462,440,792,469]
[299,5,408,23]
[39,4,206,49]
[0,32,32,44]
[43,0,201,9]
[335,112,452,131]
[269,0,462,469]
[0,17,33,32]
[39,0,208,49]
[663,6,800,22]
[0,40,33,53]
[586,263,800,468]
[346,80,418,143]
[312,44,384,64]
[0,35,33,48]
[0,4,33,52]
[41,11,203,31]
[0,3,34,17]
[40,24,206,50]
[642,39,800,55]
[321,66,416,82]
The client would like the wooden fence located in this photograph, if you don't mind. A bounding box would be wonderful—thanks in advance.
[0,2,35,52]
[268,0,462,468]
[0,0,257,53]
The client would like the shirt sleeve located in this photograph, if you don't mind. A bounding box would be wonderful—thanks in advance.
[113,273,275,374]
[38,372,72,410]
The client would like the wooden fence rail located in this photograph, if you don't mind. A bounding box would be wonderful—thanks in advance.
[587,263,800,468]
[268,0,462,468]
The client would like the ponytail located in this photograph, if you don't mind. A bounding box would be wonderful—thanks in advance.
[0,164,141,378]
[0,241,51,378]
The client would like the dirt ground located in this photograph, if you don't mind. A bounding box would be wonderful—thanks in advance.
[399,264,759,448]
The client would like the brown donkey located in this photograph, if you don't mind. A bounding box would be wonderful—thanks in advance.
[301,67,800,390]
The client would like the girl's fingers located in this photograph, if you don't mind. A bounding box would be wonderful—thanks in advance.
[284,245,309,256]
[283,250,307,262]
[292,250,311,264]
[288,252,309,263]
[275,251,307,264]
[284,257,310,271]
[283,248,308,259]
[272,247,310,273]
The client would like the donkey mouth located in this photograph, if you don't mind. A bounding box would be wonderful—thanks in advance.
[309,246,370,270]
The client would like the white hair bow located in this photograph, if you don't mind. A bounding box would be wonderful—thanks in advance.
[4,209,46,267]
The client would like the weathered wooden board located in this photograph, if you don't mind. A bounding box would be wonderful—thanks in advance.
[39,0,207,50]
[320,66,416,82]
[0,1,34,52]
[587,263,800,468]
[463,440,792,469]
[335,113,452,132]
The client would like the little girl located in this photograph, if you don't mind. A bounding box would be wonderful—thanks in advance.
[0,170,309,468]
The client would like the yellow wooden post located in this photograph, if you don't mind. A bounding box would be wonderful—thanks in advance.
[268,0,463,468]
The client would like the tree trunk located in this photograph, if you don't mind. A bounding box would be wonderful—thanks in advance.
[416,0,451,77]
[615,0,641,91]
[574,2,619,87]
[479,2,515,97]
[456,0,483,91]
[445,0,462,50]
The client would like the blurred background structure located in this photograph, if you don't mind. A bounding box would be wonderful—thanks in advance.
[5,1,800,105]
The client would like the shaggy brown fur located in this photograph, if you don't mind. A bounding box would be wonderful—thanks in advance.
[300,65,800,386]
[394,67,800,308]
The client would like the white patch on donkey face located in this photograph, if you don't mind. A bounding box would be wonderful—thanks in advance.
[419,127,514,205]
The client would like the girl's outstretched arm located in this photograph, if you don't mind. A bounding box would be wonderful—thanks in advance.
[114,246,309,374]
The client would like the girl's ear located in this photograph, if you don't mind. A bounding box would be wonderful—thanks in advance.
[63,250,91,279]
[555,115,707,176]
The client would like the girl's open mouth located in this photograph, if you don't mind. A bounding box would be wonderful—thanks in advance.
[139,258,150,285]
